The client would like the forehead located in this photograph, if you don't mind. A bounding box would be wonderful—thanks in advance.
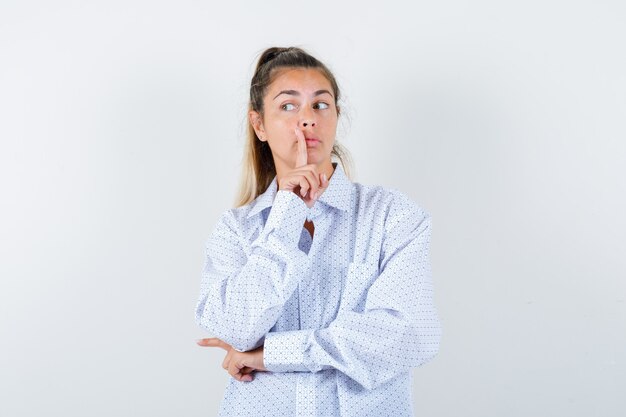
[267,67,332,95]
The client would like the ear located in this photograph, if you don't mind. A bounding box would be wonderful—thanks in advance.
[248,110,267,141]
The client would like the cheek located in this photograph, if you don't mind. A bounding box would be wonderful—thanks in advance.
[265,114,293,131]
[321,111,338,124]
[266,118,299,143]
[321,116,338,134]
[265,126,296,152]
[266,123,290,142]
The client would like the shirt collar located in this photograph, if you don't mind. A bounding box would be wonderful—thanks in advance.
[247,162,353,218]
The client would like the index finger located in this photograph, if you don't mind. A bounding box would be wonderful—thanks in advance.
[196,338,231,351]
[294,128,308,168]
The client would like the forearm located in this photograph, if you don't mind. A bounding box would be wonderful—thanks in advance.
[262,305,441,389]
[197,242,312,351]
[195,190,311,351]
[262,210,441,389]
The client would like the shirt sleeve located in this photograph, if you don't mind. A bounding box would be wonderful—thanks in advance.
[195,190,313,352]
[262,194,441,390]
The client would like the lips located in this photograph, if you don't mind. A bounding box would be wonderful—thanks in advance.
[304,137,320,147]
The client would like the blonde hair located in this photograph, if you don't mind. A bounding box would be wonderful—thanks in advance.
[234,46,353,207]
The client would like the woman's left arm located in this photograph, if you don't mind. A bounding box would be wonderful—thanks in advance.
[262,195,442,390]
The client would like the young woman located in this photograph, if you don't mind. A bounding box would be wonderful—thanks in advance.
[195,46,441,416]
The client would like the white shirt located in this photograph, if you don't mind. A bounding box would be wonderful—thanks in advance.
[195,162,441,416]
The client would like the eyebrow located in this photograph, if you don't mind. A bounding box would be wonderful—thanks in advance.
[273,89,334,100]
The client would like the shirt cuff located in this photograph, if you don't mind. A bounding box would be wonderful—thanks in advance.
[263,329,313,372]
[262,190,308,248]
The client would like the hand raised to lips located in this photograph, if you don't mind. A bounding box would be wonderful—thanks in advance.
[294,127,309,167]
[276,127,329,207]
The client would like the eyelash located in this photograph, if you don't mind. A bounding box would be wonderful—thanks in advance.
[281,102,330,111]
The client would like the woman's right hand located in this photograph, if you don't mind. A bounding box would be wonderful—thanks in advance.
[196,337,266,382]
[277,128,329,207]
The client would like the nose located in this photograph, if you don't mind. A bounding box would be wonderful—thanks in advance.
[299,107,316,128]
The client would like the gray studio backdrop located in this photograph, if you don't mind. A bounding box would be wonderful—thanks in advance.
[1,1,624,416]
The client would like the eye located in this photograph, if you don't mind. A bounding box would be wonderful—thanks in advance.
[281,103,296,111]
[314,102,329,110]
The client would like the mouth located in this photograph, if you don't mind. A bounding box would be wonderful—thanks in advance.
[304,137,320,148]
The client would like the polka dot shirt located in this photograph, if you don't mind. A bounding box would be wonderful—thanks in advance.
[195,162,441,416]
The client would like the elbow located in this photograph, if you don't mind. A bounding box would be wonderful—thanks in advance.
[195,302,265,351]
[339,321,441,392]
[195,298,218,335]
[194,296,224,339]
[194,298,207,329]
[408,319,442,367]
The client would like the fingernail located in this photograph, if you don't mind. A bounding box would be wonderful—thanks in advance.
[313,191,319,200]
[323,173,327,182]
